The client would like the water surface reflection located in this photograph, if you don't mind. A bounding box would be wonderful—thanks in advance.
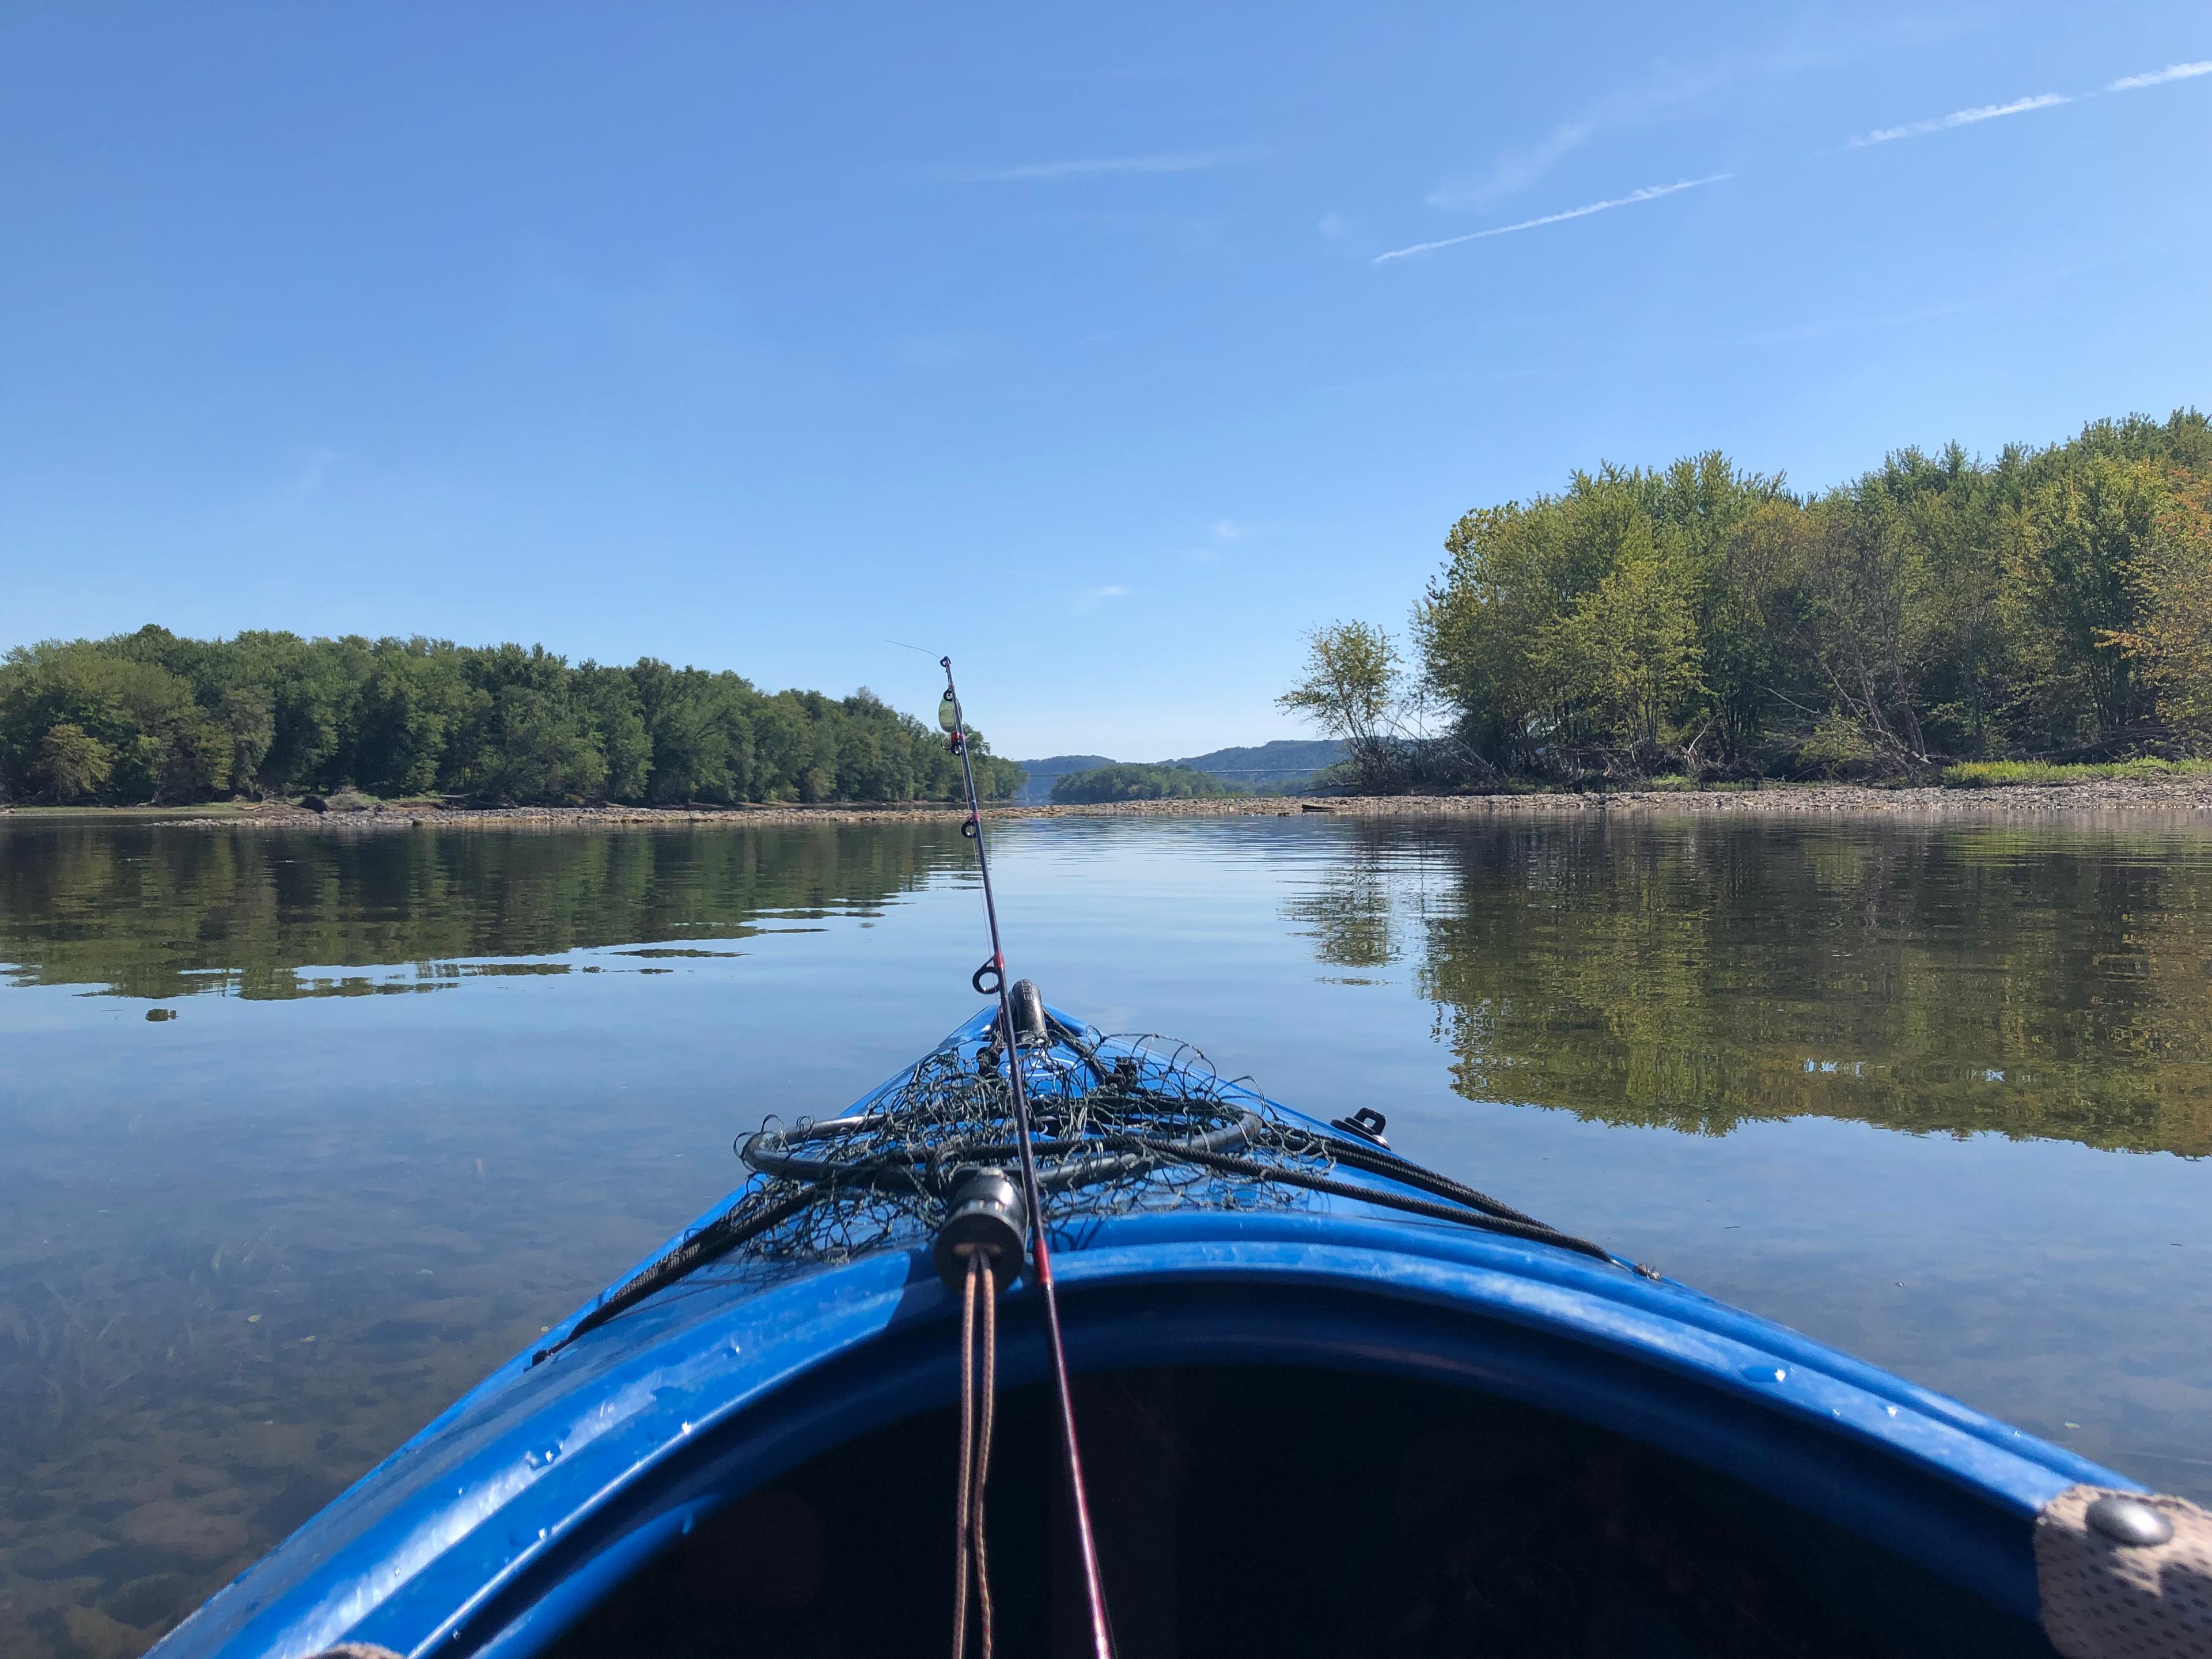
[1288,817,2212,1152]
[2,813,2209,1657]
[0,822,969,1000]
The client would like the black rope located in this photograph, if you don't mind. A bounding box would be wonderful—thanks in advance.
[1321,1137,1548,1228]
[531,1187,815,1365]
[532,1107,1624,1370]
[530,1003,1639,1370]
[1106,1134,1619,1264]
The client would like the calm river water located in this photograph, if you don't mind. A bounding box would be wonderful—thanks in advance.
[3,812,2211,1656]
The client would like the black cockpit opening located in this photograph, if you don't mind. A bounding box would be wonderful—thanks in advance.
[543,1363,2050,1659]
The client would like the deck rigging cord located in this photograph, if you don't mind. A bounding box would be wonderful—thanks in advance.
[951,1245,998,1659]
[937,656,1116,1659]
[526,1041,1637,1368]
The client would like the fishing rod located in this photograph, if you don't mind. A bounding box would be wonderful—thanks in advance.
[937,656,1114,1659]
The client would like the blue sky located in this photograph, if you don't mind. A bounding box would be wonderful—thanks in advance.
[2,4,2207,758]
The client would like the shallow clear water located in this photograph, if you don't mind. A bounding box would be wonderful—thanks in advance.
[3,813,2210,1656]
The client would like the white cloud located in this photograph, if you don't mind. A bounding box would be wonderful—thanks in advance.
[1317,212,1349,240]
[2107,60,2212,92]
[1191,520,1271,560]
[1077,584,1131,609]
[1374,175,1732,264]
[1429,120,1597,210]
[1847,92,2070,147]
[1426,61,1736,210]
[1427,34,1994,213]
[949,150,1250,184]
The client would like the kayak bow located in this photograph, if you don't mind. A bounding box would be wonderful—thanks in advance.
[151,1005,2207,1659]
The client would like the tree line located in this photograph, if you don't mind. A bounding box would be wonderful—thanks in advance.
[1049,762,1234,804]
[1285,408,2212,783]
[0,628,1025,806]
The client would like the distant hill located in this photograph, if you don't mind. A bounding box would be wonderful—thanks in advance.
[1012,739,1343,801]
[1164,740,1344,790]
[1009,754,1118,802]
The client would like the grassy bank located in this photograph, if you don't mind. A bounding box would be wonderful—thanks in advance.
[1941,757,2212,788]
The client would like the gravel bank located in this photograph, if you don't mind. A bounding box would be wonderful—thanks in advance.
[9,775,2200,831]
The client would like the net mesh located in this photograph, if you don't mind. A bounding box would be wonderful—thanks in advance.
[535,1017,1622,1366]
[725,1030,1337,1277]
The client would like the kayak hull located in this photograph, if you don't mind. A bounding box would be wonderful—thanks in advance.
[153,1009,2127,1658]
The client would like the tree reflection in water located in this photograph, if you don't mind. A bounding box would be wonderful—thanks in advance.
[0,821,967,1001]
[1287,816,2212,1156]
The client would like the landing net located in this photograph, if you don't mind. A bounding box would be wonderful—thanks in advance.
[734,1028,1339,1271]
[533,1022,1624,1366]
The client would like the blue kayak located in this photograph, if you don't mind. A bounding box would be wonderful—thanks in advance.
[151,998,2205,1659]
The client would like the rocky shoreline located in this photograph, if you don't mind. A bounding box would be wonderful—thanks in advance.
[6,775,2211,831]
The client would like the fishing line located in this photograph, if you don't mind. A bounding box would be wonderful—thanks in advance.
[938,654,1115,1659]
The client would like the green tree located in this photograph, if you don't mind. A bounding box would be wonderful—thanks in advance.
[2105,472,2212,744]
[1787,501,1933,770]
[2003,454,2167,748]
[576,664,651,800]
[1418,460,1779,775]
[1540,540,1707,772]
[236,631,373,791]
[632,660,759,803]
[218,688,275,796]
[1278,620,1406,790]
[35,722,114,802]
[352,643,475,796]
